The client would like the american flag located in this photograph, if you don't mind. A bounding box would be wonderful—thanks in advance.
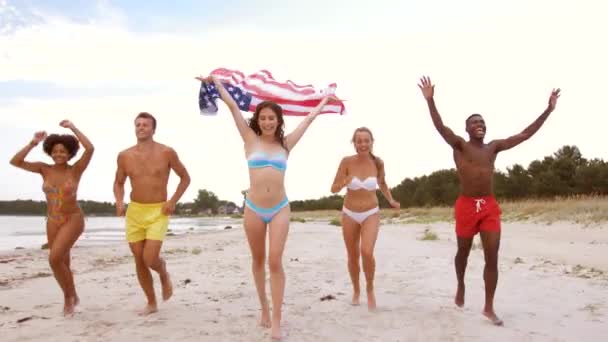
[199,68,346,116]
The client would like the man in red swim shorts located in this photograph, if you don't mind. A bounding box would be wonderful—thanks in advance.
[455,195,501,238]
[419,76,560,326]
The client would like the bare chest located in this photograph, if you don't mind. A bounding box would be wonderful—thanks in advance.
[454,145,497,169]
[125,153,170,178]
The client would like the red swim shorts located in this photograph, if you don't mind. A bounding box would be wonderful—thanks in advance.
[454,195,501,238]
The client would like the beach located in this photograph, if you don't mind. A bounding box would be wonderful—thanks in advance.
[1,218,607,341]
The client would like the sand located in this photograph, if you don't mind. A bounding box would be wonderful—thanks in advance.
[1,220,607,341]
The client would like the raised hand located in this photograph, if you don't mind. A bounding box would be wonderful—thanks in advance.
[195,75,215,83]
[418,76,435,100]
[324,94,340,101]
[548,88,561,111]
[31,131,47,145]
[59,120,75,129]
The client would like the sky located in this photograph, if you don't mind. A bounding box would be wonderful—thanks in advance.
[1,0,607,205]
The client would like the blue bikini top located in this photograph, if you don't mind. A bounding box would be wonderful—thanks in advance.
[247,150,287,172]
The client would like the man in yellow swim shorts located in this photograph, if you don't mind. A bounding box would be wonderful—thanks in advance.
[113,112,191,316]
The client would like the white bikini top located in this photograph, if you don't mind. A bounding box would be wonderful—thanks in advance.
[347,176,378,191]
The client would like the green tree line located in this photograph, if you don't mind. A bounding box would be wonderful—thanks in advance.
[0,191,238,216]
[0,200,119,216]
[2,145,606,215]
[291,145,608,211]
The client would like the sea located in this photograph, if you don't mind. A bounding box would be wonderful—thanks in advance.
[0,215,241,251]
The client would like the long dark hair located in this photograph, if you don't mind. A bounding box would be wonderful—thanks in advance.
[248,101,287,151]
[352,127,381,175]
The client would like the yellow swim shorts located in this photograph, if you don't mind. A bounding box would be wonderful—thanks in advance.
[125,202,169,243]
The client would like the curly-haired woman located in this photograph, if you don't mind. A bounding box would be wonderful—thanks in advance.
[10,120,94,316]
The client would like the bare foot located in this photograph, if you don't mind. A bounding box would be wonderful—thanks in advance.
[161,273,173,301]
[63,297,77,317]
[259,306,271,328]
[367,290,377,311]
[271,321,281,340]
[483,309,504,326]
[455,284,465,307]
[351,291,360,306]
[138,303,158,316]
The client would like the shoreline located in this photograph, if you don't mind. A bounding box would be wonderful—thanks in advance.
[0,215,242,252]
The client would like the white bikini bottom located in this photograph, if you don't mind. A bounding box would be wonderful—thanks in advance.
[342,206,380,224]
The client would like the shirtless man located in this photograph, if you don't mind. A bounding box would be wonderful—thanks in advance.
[418,76,560,325]
[114,112,191,315]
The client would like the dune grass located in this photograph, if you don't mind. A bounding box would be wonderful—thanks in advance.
[419,227,439,241]
[291,196,608,226]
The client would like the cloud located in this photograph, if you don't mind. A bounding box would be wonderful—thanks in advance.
[1,0,607,204]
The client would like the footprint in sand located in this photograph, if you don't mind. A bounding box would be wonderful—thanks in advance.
[87,320,116,329]
[33,304,53,309]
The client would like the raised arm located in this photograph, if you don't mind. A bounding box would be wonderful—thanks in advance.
[113,152,127,216]
[284,96,333,151]
[196,75,256,143]
[418,76,465,150]
[60,120,94,175]
[330,157,352,194]
[493,88,561,152]
[162,148,191,215]
[9,131,49,174]
[376,158,400,209]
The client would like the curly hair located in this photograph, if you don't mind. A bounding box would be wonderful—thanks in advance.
[42,134,80,160]
[351,127,381,175]
[248,101,287,151]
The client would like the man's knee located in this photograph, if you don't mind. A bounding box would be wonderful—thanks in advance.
[483,252,499,269]
[143,254,159,269]
[456,245,472,258]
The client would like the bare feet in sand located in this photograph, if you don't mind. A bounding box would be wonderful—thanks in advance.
[63,296,78,316]
[483,309,504,326]
[259,305,271,328]
[138,303,158,316]
[271,321,281,340]
[367,290,377,311]
[455,285,465,307]
[351,291,360,306]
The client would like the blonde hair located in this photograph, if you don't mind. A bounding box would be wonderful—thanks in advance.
[352,127,381,175]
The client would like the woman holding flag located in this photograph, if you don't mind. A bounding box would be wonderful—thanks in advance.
[196,70,341,340]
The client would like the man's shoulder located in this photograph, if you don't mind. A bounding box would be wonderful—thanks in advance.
[118,146,137,157]
[155,142,176,155]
